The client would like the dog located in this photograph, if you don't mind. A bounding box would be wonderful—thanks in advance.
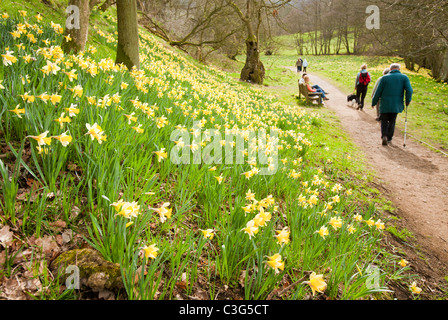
[347,94,359,107]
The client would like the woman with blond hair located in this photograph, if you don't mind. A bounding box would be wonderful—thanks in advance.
[354,64,371,110]
[304,75,329,104]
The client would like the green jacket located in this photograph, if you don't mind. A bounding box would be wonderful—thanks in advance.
[372,70,413,114]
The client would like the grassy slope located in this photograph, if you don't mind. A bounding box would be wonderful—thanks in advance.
[1,1,444,300]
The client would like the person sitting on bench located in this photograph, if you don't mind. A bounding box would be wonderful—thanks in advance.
[304,75,329,104]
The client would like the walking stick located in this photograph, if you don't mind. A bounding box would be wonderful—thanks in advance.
[403,105,408,147]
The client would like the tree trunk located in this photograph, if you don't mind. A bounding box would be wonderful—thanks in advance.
[240,35,265,85]
[62,0,91,54]
[115,0,140,70]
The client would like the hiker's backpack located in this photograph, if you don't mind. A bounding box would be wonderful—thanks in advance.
[359,72,371,86]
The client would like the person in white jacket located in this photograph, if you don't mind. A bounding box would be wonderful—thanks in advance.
[302,58,308,72]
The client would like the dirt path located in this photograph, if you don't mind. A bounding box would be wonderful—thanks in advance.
[286,67,448,293]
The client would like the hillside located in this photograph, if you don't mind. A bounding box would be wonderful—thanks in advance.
[0,1,441,302]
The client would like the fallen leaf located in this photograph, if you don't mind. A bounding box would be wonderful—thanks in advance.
[0,225,14,248]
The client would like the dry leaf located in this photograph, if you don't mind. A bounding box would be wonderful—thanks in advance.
[0,225,14,248]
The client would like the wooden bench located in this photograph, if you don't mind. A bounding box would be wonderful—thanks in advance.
[298,81,323,105]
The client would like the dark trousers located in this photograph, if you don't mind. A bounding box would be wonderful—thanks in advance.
[356,84,368,108]
[380,113,398,141]
[297,66,302,72]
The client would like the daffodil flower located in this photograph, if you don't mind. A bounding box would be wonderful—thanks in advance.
[328,217,342,230]
[28,131,52,146]
[399,259,409,267]
[274,227,290,245]
[2,50,17,66]
[410,281,422,294]
[200,229,214,240]
[304,272,327,296]
[142,244,159,260]
[242,220,259,239]
[52,132,72,147]
[9,105,25,118]
[266,253,285,273]
[154,148,167,162]
[54,113,71,128]
[315,226,329,239]
[151,202,172,223]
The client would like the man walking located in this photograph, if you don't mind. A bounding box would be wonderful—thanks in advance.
[372,63,413,146]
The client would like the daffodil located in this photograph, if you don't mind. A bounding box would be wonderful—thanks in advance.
[353,213,363,222]
[410,281,422,294]
[274,227,290,245]
[28,131,52,146]
[54,113,71,128]
[245,189,255,201]
[399,259,409,267]
[242,220,259,239]
[142,244,159,260]
[117,201,140,219]
[65,104,80,117]
[375,219,385,230]
[132,124,144,133]
[215,174,224,184]
[328,216,342,230]
[2,50,17,66]
[52,132,72,147]
[315,226,329,239]
[365,218,375,227]
[347,224,356,234]
[154,148,167,162]
[304,272,327,296]
[200,229,214,240]
[9,105,25,118]
[85,123,106,144]
[151,202,172,223]
[266,253,285,273]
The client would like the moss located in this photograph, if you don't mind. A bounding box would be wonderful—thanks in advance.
[50,248,123,290]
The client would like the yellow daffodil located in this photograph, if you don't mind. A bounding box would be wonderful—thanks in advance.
[304,272,327,296]
[328,216,342,230]
[347,224,356,234]
[375,219,385,230]
[200,229,214,240]
[274,227,290,245]
[65,104,80,117]
[151,202,172,223]
[2,50,17,66]
[242,220,259,239]
[132,124,144,133]
[353,213,363,222]
[266,253,285,273]
[54,113,71,128]
[365,218,375,227]
[399,259,409,267]
[9,105,25,118]
[142,244,159,260]
[315,226,329,239]
[154,148,167,162]
[28,131,52,146]
[410,281,422,294]
[52,132,72,147]
[245,189,255,201]
[215,174,224,184]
